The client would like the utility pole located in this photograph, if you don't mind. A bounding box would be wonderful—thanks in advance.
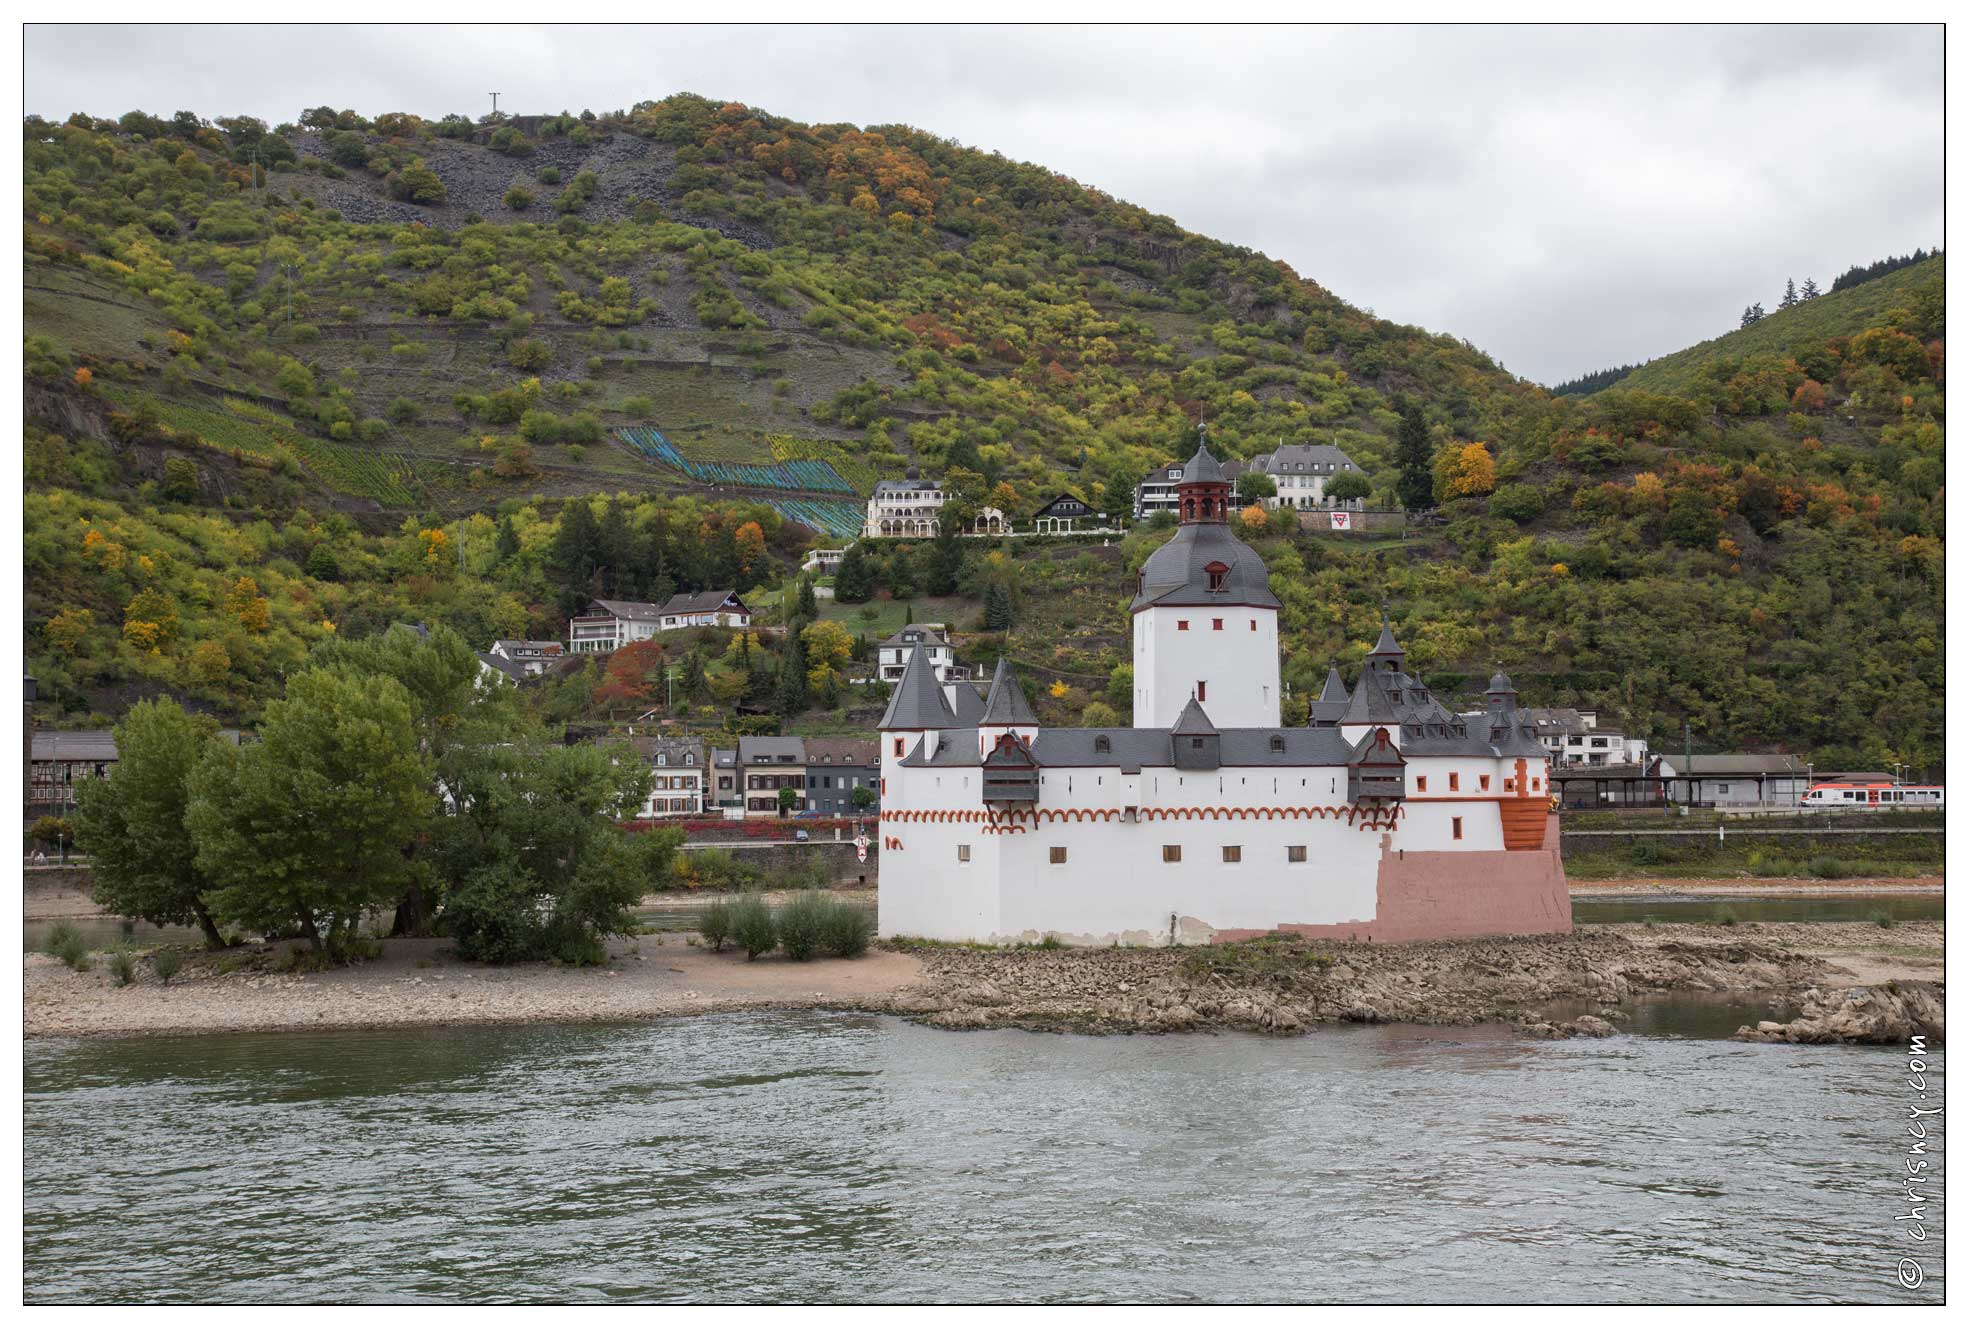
[1683,719,1693,811]
[489,92,501,118]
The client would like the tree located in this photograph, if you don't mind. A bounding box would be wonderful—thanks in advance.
[1395,401,1433,511]
[1081,701,1120,727]
[851,784,878,812]
[225,576,271,633]
[1324,471,1372,505]
[925,518,964,596]
[802,619,853,700]
[776,631,810,716]
[428,733,661,964]
[73,698,228,949]
[1740,303,1765,329]
[161,456,200,502]
[834,542,875,603]
[43,607,92,653]
[734,521,767,574]
[593,638,666,713]
[777,786,799,817]
[508,337,551,371]
[122,588,180,651]
[1779,278,1798,310]
[1239,503,1269,528]
[1800,277,1821,300]
[797,576,819,621]
[983,580,1013,631]
[1433,442,1497,501]
[188,670,434,953]
[305,542,342,581]
[1236,470,1277,502]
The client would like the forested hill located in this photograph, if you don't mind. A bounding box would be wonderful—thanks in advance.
[1609,256,1944,400]
[20,97,1946,773]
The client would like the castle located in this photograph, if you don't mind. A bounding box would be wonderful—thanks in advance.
[877,441,1572,945]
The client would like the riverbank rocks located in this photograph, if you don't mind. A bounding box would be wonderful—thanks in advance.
[886,925,1855,1039]
[1733,983,1944,1045]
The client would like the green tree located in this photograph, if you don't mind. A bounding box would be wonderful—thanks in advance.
[187,670,434,953]
[777,786,800,817]
[983,580,1013,631]
[1324,471,1372,505]
[429,733,661,964]
[776,631,810,716]
[926,519,964,596]
[161,456,200,502]
[73,698,229,948]
[1395,401,1433,511]
[796,575,819,621]
[834,542,875,603]
[305,542,342,581]
[1236,471,1277,502]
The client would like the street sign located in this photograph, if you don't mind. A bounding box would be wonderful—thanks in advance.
[854,833,869,863]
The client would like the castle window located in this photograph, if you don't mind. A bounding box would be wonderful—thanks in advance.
[1221,845,1242,863]
[893,738,904,757]
[1196,681,1207,703]
[1212,618,1223,631]
[1287,845,1307,863]
[1452,817,1464,841]
[1095,735,1111,754]
[1250,619,1257,631]
[1049,846,1067,865]
[957,845,971,863]
[1416,775,1428,792]
[1162,845,1182,863]
[1269,735,1286,753]
[1190,738,1206,750]
[1177,620,1189,631]
[1480,774,1491,791]
[1449,773,1460,791]
[1205,561,1229,591]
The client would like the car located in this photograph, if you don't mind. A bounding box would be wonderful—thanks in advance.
[793,829,810,842]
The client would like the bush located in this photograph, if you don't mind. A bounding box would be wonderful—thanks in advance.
[151,948,183,984]
[45,919,89,970]
[731,893,777,960]
[822,900,874,958]
[698,899,735,953]
[1808,856,1856,880]
[107,946,137,987]
[1871,909,1898,930]
[777,891,831,961]
[1489,483,1544,524]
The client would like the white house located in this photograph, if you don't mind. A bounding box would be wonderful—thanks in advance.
[877,440,1570,947]
[864,472,945,538]
[567,591,749,653]
[878,625,965,683]
[486,639,564,676]
[634,737,706,818]
[1134,442,1366,519]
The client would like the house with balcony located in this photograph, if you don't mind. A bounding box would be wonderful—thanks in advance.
[864,471,945,538]
[738,735,808,815]
[878,626,965,683]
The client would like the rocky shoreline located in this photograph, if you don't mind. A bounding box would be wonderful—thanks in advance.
[24,920,1942,1045]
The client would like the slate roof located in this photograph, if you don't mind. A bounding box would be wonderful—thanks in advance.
[803,738,879,768]
[945,679,988,725]
[1246,443,1360,475]
[879,626,951,651]
[872,479,942,496]
[1180,439,1228,485]
[900,726,1361,771]
[712,747,738,769]
[30,730,119,762]
[632,736,704,765]
[737,736,807,765]
[1665,753,1810,777]
[580,598,666,622]
[1317,664,1350,703]
[490,639,563,655]
[981,659,1037,725]
[476,652,529,683]
[880,646,956,729]
[1170,698,1217,735]
[659,589,745,616]
[1131,522,1281,612]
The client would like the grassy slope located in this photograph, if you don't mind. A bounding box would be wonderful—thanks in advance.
[1611,257,1944,396]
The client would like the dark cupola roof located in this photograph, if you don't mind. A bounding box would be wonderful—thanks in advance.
[879,646,955,730]
[982,658,1037,725]
[1131,522,1280,612]
[1179,437,1228,486]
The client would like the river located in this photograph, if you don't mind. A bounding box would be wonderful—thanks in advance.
[22,1013,1942,1303]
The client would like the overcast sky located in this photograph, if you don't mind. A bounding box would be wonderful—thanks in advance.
[23,23,1944,385]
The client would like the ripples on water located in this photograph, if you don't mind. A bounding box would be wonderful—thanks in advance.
[23,1015,1943,1304]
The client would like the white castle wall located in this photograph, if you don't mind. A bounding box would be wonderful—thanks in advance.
[1134,606,1281,729]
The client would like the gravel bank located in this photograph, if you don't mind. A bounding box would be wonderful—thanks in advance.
[27,921,1940,1044]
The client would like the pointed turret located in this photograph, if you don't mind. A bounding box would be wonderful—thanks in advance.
[879,645,956,730]
[981,658,1038,725]
[1366,605,1406,673]
[1318,662,1349,703]
[1171,696,1218,735]
[1171,696,1221,769]
[1485,669,1518,711]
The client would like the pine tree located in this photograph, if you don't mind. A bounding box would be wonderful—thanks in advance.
[681,650,708,703]
[904,603,914,626]
[1800,277,1821,300]
[493,515,520,563]
[834,542,874,603]
[983,580,1013,631]
[926,517,964,596]
[546,498,601,596]
[1395,401,1433,511]
[796,576,818,621]
[1740,303,1766,329]
[775,633,809,715]
[1780,278,1798,309]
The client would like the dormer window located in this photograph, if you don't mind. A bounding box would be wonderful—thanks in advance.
[1205,561,1229,592]
[1269,735,1286,753]
[1095,735,1111,754]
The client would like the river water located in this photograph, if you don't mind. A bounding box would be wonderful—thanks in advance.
[23,1013,1942,1304]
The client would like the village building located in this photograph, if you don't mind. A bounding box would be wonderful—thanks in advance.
[1134,443,1366,519]
[878,625,966,683]
[878,440,1570,946]
[486,639,564,676]
[631,736,706,818]
[567,591,750,653]
[801,738,882,816]
[710,746,741,813]
[863,471,945,538]
[1653,752,1812,808]
[28,728,252,813]
[738,735,808,816]
[1511,706,1651,768]
[1031,493,1101,534]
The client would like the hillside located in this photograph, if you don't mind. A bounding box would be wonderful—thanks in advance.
[19,98,1947,774]
[1610,257,1944,399]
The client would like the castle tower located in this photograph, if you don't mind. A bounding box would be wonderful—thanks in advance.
[978,657,1039,757]
[878,645,955,806]
[1130,434,1281,729]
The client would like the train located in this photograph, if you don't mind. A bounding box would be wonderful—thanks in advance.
[1799,780,1944,810]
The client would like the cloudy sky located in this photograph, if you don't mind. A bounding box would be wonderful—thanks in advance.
[23,23,1943,385]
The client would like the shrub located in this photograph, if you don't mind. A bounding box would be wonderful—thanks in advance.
[731,893,777,960]
[777,891,831,961]
[45,919,89,970]
[698,899,735,953]
[151,948,183,984]
[1871,910,1898,930]
[1714,908,1739,927]
[822,900,874,958]
[1808,856,1856,880]
[107,947,137,987]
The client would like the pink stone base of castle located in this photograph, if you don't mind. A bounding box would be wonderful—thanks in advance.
[1213,815,1572,944]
